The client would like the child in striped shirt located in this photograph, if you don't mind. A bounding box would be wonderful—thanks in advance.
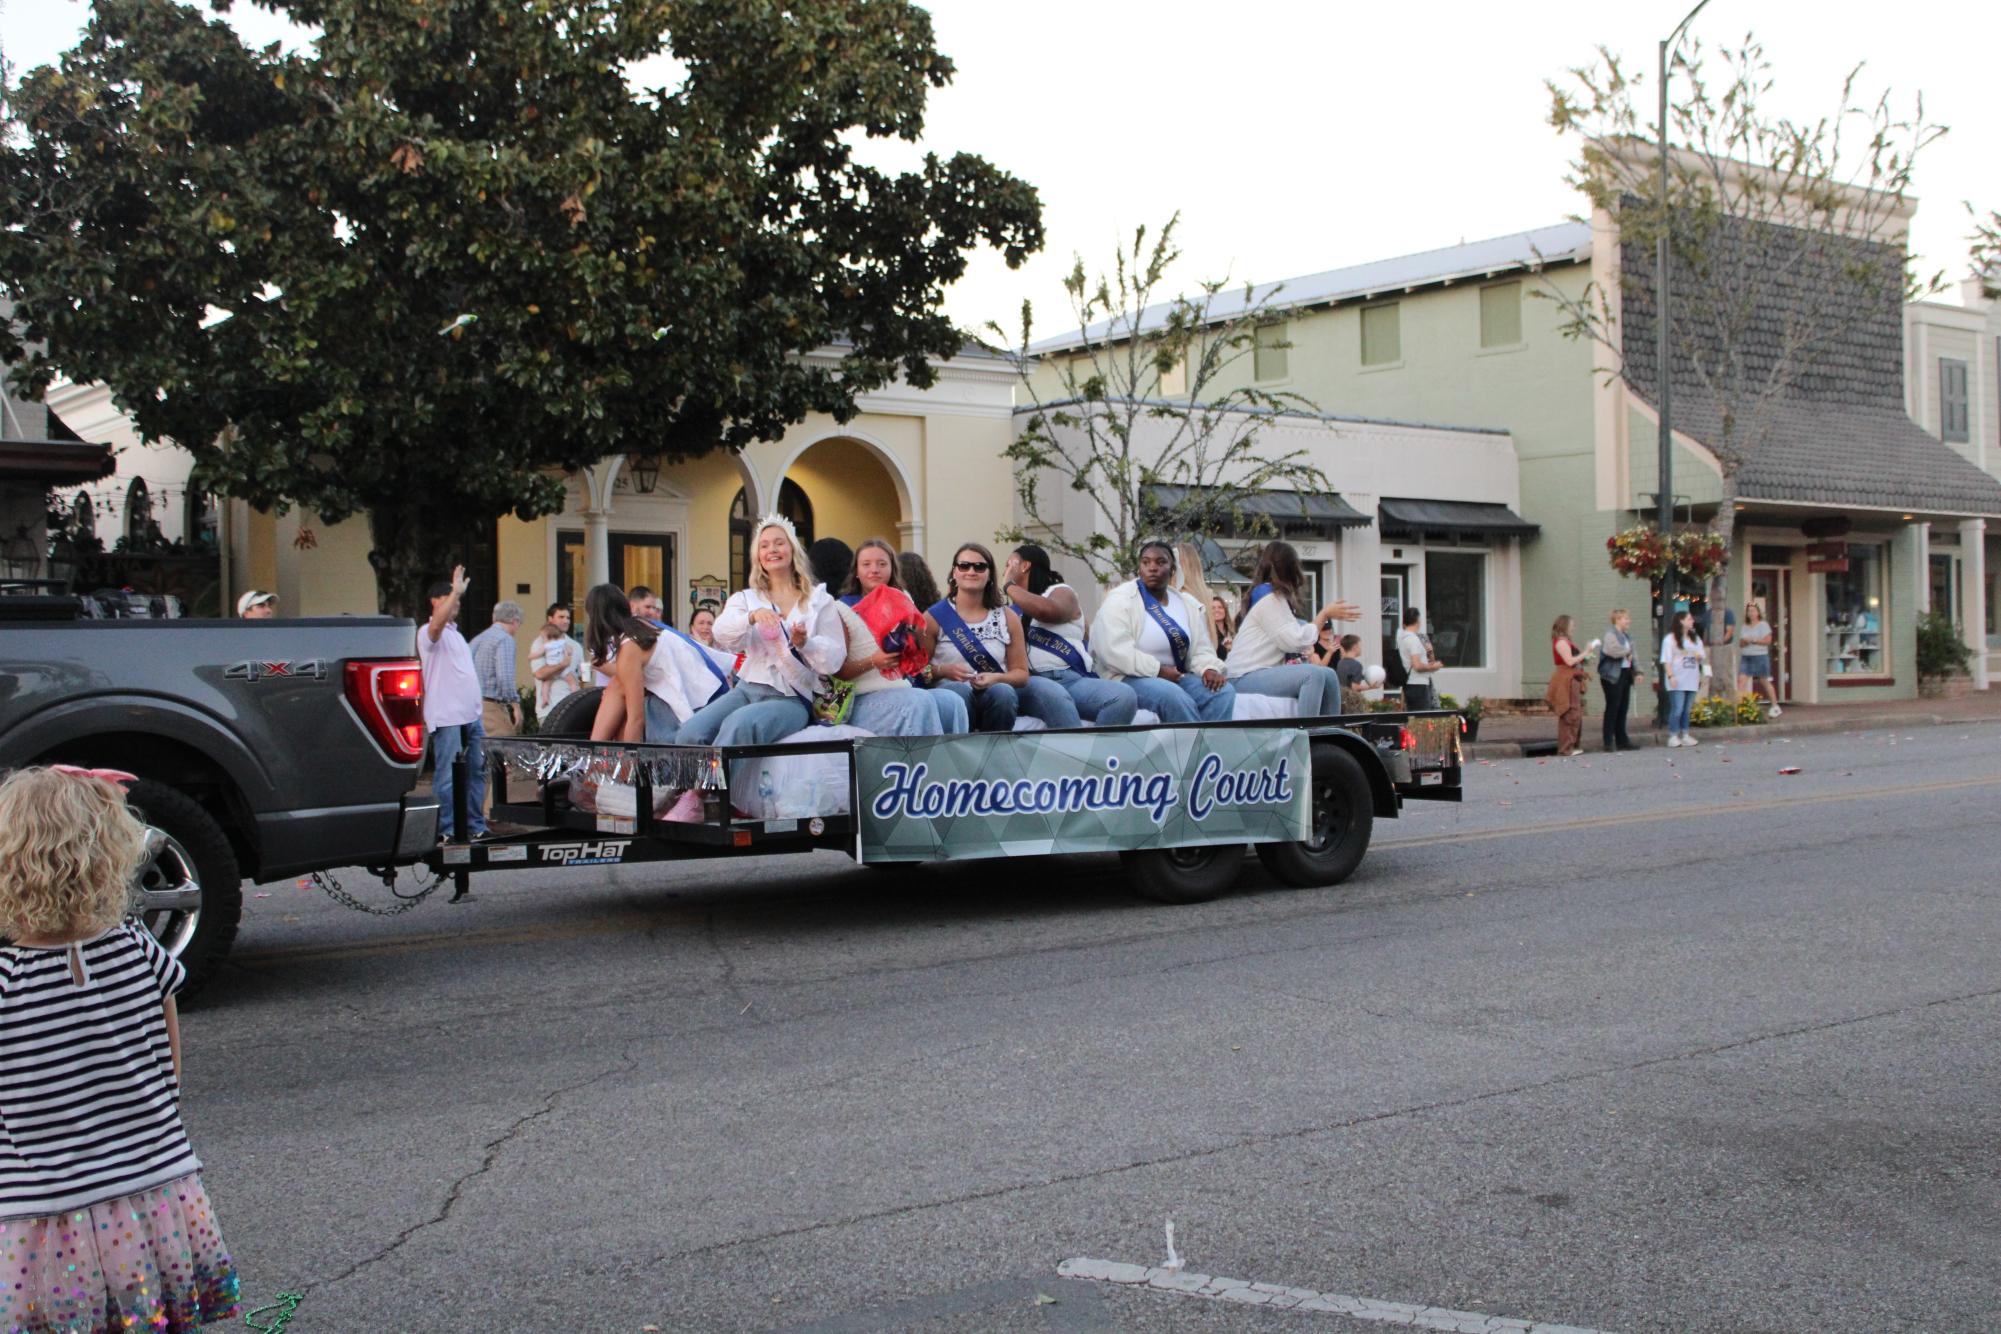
[0,767,239,1334]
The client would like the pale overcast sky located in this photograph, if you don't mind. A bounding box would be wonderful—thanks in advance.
[5,0,1996,340]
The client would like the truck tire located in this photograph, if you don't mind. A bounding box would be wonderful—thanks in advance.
[538,687,603,739]
[124,779,243,1000]
[1121,843,1245,905]
[1255,742,1374,888]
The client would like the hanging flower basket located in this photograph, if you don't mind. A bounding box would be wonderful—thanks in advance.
[1606,526,1728,583]
[1672,530,1728,582]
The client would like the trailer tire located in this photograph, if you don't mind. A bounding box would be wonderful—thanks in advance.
[1121,843,1245,905]
[1256,742,1373,888]
[538,687,603,739]
[124,780,242,1001]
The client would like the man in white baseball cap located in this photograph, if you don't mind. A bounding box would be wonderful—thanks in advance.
[237,590,278,618]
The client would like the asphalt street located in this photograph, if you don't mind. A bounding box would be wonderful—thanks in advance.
[182,721,2000,1332]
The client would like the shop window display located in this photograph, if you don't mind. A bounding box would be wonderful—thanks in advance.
[1824,544,1887,679]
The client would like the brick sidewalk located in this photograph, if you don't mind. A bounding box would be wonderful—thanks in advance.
[1466,686,2001,758]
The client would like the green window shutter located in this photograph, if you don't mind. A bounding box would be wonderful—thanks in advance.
[1479,281,1522,348]
[1254,322,1288,381]
[1940,358,1969,443]
[1360,303,1401,366]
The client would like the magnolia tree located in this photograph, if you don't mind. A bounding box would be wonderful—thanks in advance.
[990,215,1332,586]
[1542,35,1944,684]
[0,0,1041,614]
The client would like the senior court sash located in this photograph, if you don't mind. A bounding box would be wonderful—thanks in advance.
[1024,623,1096,678]
[928,599,1003,674]
[1136,581,1190,673]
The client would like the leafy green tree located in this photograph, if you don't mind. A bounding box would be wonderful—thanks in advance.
[1,0,1040,613]
[1541,35,1942,687]
[1970,206,2001,299]
[993,215,1332,586]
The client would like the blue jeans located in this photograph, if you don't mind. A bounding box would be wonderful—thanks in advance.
[926,683,970,734]
[1019,673,1083,729]
[430,717,487,839]
[938,679,1019,731]
[1667,689,1696,733]
[1041,669,1139,726]
[1128,672,1236,724]
[676,680,791,745]
[849,686,944,737]
[1231,663,1342,719]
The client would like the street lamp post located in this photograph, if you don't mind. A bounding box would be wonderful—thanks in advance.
[1655,0,1711,721]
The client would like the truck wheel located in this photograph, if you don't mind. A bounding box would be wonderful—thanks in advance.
[1121,843,1245,905]
[124,780,243,1000]
[538,687,603,739]
[1255,742,1374,888]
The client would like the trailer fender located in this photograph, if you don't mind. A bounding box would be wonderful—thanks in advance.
[1304,726,1400,819]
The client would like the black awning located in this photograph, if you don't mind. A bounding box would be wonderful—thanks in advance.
[1146,483,1371,531]
[1379,497,1539,539]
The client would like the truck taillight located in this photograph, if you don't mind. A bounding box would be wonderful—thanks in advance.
[345,659,426,762]
[1399,726,1416,752]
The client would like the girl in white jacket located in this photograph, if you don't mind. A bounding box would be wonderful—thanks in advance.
[676,516,846,750]
[1225,540,1361,719]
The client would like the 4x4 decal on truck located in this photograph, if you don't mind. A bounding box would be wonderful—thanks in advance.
[225,659,329,681]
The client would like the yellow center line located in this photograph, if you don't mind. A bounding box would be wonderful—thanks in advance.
[236,773,2000,967]
[1377,773,2001,850]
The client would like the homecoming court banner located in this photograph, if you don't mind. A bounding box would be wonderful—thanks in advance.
[856,726,1311,863]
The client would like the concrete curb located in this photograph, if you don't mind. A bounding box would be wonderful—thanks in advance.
[1463,710,2001,761]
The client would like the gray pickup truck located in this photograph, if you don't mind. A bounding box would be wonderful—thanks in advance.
[0,595,440,993]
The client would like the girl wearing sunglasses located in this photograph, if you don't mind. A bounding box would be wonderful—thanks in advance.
[919,542,1031,732]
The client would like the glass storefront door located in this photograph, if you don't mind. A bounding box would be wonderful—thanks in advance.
[1750,567,1792,701]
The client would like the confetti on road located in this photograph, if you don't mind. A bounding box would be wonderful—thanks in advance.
[253,892,271,898]
[1778,767,1802,775]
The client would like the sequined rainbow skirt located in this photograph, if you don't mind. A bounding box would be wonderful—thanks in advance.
[0,1173,239,1333]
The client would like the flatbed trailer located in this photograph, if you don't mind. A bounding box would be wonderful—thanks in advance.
[411,711,1463,905]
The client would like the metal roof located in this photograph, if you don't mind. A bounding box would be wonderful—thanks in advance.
[1147,483,1372,532]
[1379,497,1540,538]
[1027,222,1593,355]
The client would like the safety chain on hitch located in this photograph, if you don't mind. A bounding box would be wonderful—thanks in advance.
[305,867,448,917]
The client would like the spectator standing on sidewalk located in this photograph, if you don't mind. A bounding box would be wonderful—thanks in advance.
[1397,607,1443,709]
[533,603,587,711]
[419,565,485,840]
[1660,609,1710,748]
[1545,614,1596,757]
[1738,599,1780,716]
[1598,608,1639,751]
[236,590,277,619]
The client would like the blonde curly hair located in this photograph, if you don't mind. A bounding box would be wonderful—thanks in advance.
[749,516,817,597]
[0,767,145,940]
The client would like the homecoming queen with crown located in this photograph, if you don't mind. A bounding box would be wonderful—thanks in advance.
[677,514,847,761]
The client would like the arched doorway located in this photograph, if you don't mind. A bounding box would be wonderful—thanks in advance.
[729,479,814,589]
[777,436,907,565]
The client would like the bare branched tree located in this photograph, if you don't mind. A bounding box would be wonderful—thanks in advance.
[1969,205,2001,299]
[1538,35,1944,682]
[990,215,1333,586]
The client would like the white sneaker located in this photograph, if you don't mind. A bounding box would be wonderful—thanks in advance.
[1769,704,1782,717]
[1667,735,1684,747]
[1683,732,1699,746]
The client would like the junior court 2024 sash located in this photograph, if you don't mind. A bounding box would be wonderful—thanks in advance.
[1136,582,1190,673]
[928,599,1003,674]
